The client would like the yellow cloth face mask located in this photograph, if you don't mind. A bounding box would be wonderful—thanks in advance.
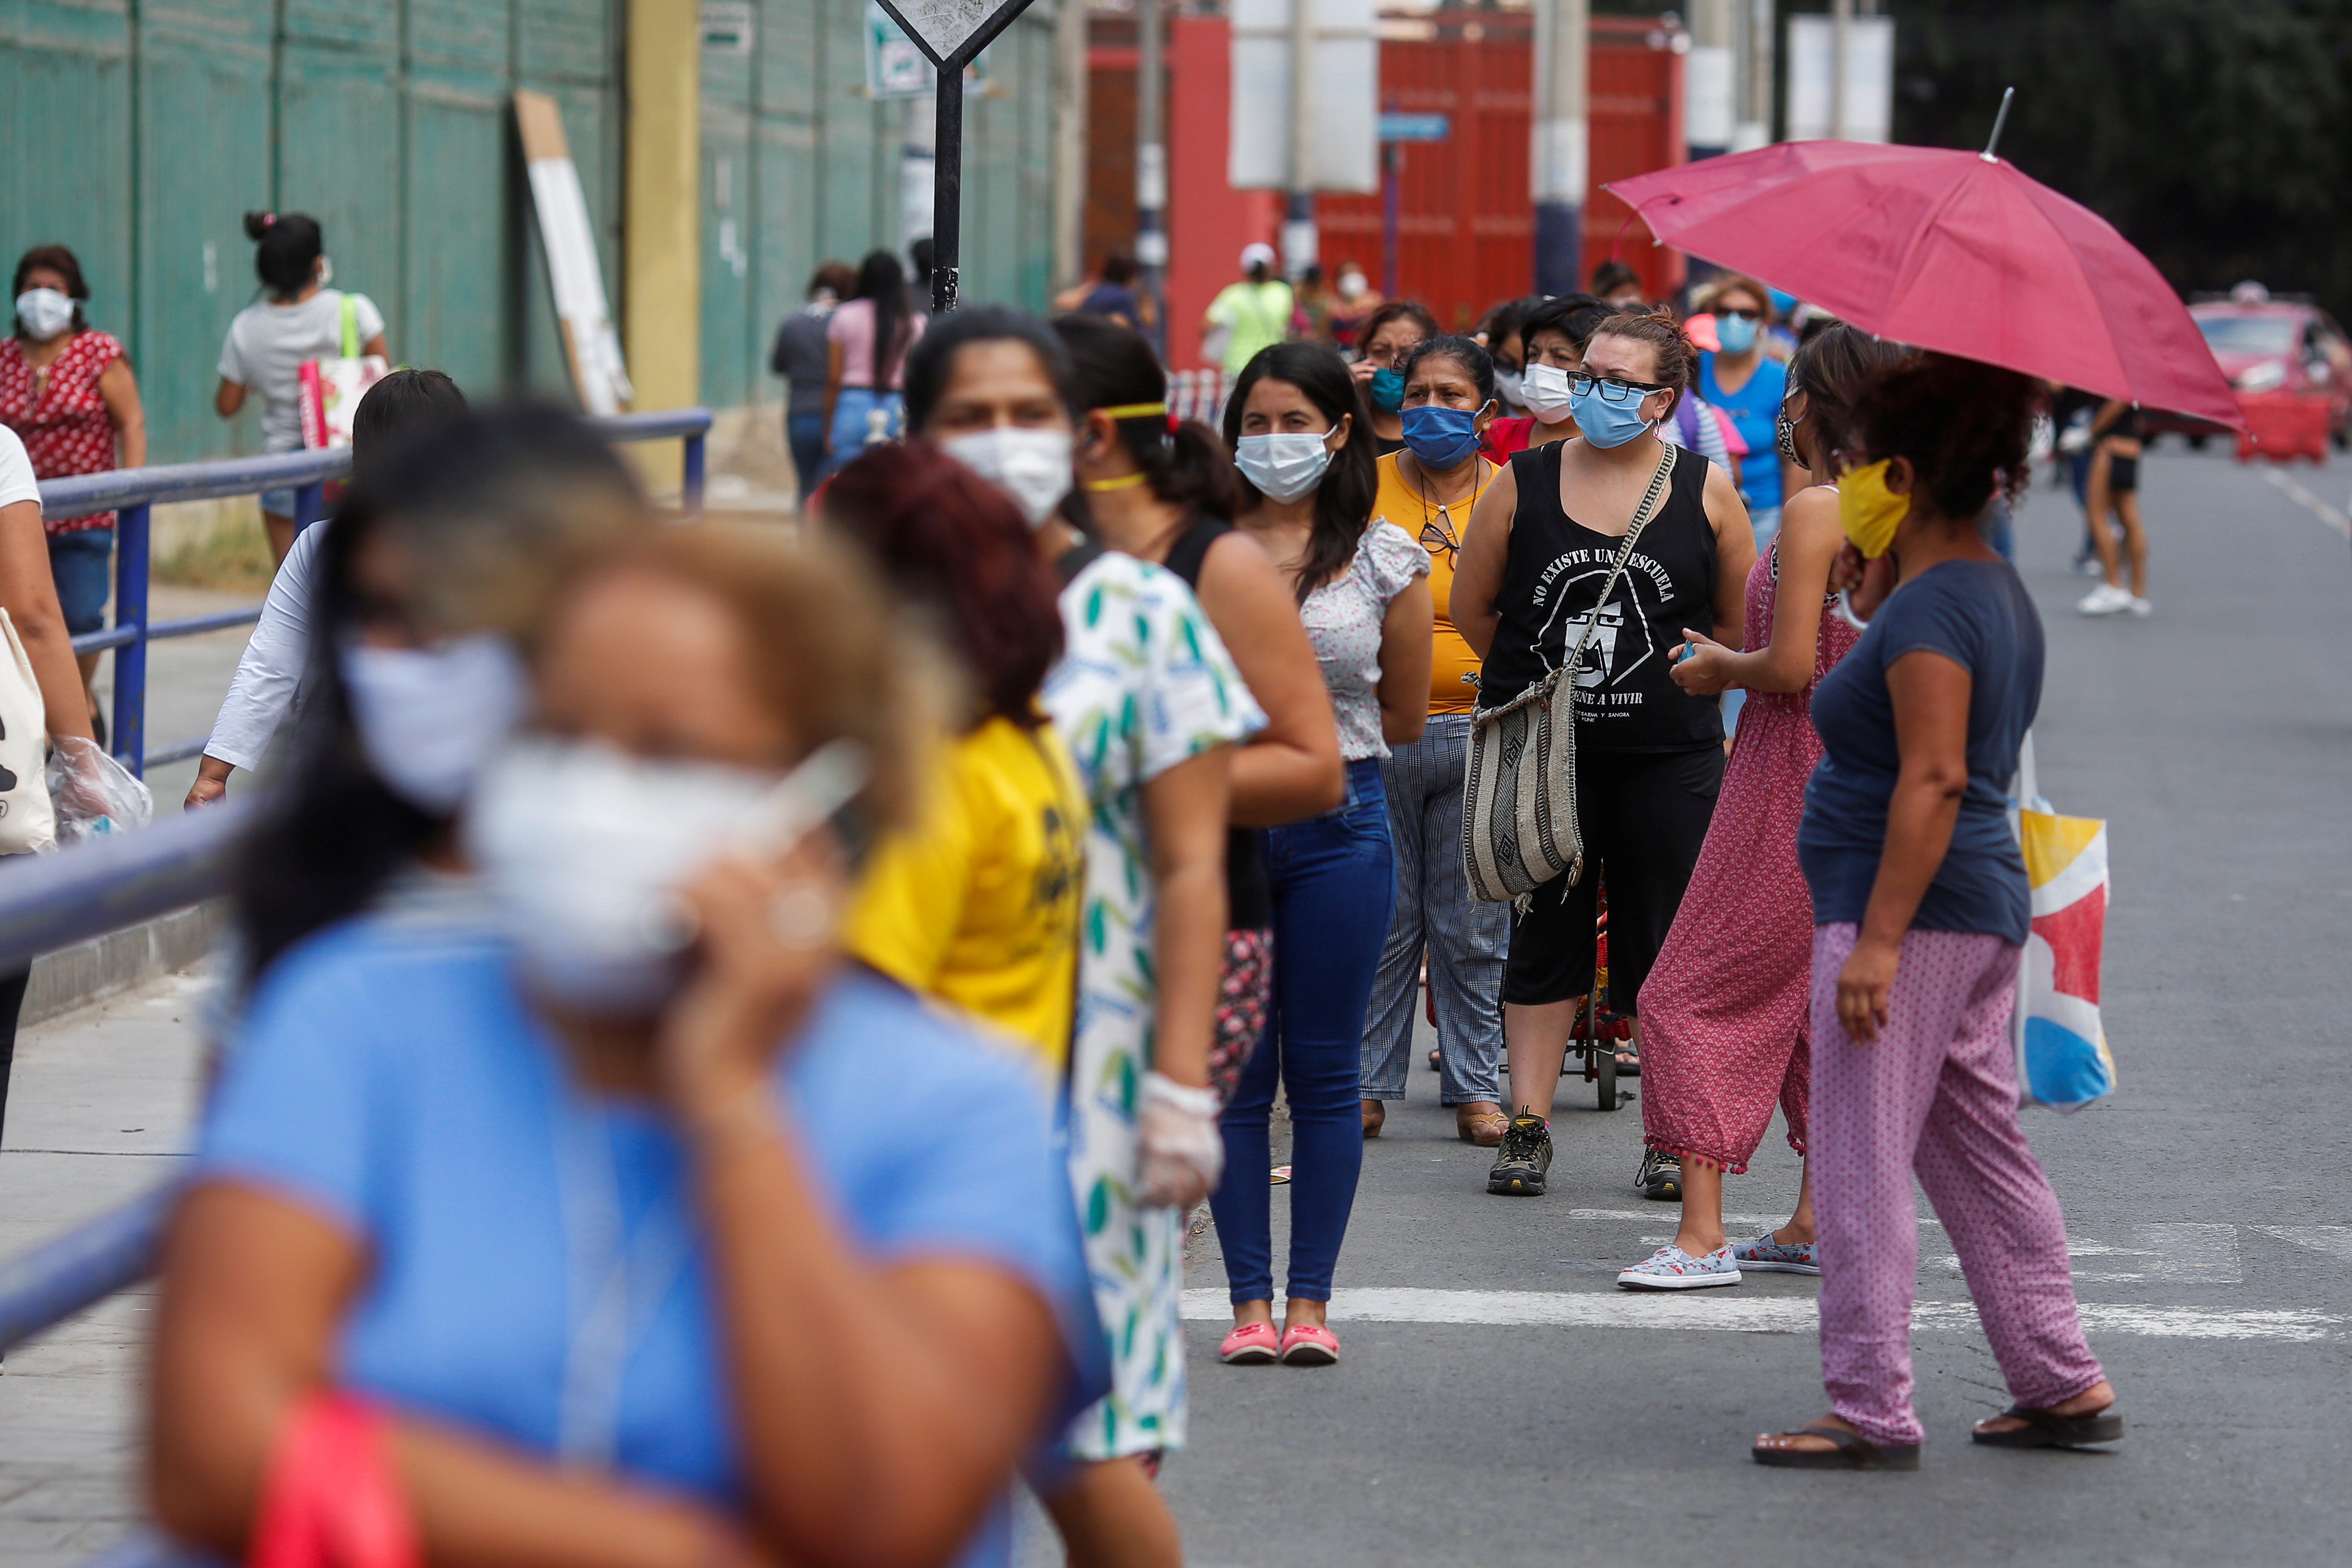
[1838,458,1908,559]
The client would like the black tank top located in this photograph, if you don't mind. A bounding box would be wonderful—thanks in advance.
[1480,441,1724,751]
[1163,516,1274,932]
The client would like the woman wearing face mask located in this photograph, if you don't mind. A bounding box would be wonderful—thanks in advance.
[1453,310,1755,1201]
[1476,296,1544,415]
[905,307,1260,1568]
[0,244,146,723]
[159,508,1101,1568]
[1051,311,1344,1117]
[1211,340,1430,1367]
[1348,299,1439,456]
[1481,294,1610,463]
[1695,274,1790,549]
[1607,326,1911,1289]
[820,441,1087,1073]
[1357,333,1508,1145]
[1327,263,1381,353]
[187,369,470,809]
[216,212,391,566]
[1754,355,2118,1470]
[821,249,924,479]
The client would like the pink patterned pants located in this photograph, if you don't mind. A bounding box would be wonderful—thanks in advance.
[1809,922,2106,1447]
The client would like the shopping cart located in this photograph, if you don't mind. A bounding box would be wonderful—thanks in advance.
[1567,886,1631,1112]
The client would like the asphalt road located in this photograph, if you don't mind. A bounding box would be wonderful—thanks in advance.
[1146,446,2352,1568]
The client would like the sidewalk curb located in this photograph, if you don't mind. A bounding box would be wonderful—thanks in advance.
[23,903,225,1028]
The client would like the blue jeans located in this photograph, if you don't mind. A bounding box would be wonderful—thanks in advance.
[1360,714,1507,1104]
[787,409,827,503]
[1210,758,1394,1304]
[47,527,114,636]
[824,387,902,479]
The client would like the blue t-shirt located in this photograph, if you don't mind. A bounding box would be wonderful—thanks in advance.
[1798,558,2044,944]
[200,919,1102,1568]
[1697,351,1788,513]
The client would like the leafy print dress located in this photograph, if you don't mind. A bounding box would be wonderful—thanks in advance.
[1042,551,1264,1459]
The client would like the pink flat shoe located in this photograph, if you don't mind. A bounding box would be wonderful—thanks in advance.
[1278,1323,1341,1365]
[1218,1322,1279,1364]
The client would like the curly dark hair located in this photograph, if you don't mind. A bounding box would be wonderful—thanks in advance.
[1785,325,1913,469]
[1854,353,2043,520]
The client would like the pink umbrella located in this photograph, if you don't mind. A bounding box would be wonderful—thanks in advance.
[1605,138,2244,429]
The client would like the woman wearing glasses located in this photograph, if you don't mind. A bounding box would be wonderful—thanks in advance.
[1695,275,1791,547]
[1210,340,1431,1366]
[1453,310,1755,1200]
[1357,334,1512,1146]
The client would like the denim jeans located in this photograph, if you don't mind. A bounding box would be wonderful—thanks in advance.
[786,408,827,503]
[1210,758,1393,1304]
[46,526,114,636]
[823,387,903,480]
[1360,714,1507,1105]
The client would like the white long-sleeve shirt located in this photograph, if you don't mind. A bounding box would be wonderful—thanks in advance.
[202,519,327,771]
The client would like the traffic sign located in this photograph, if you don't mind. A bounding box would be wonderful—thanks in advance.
[1379,112,1451,142]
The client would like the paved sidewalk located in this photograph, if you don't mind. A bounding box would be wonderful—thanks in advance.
[0,970,207,1568]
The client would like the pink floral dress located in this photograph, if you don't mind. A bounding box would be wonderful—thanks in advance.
[1636,524,1859,1173]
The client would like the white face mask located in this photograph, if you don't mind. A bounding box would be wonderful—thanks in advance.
[1338,271,1368,298]
[465,738,780,1016]
[316,255,335,289]
[340,634,529,813]
[941,427,1074,528]
[1521,362,1578,424]
[14,288,74,341]
[1235,432,1335,504]
[1493,368,1525,410]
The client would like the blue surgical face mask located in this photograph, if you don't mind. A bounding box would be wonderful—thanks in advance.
[1570,384,1658,450]
[1715,311,1759,354]
[1370,366,1406,413]
[1400,403,1486,469]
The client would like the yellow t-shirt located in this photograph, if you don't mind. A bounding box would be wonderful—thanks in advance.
[844,715,1087,1069]
[1372,451,1496,715]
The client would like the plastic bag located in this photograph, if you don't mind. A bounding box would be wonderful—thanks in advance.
[46,735,153,844]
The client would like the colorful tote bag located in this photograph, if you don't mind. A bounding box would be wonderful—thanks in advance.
[2013,806,2117,1112]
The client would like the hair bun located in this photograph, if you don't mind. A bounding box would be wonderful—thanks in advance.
[242,211,277,240]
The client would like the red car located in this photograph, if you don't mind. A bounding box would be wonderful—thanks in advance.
[2146,284,2352,455]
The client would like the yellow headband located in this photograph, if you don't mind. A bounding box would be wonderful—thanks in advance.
[1082,472,1151,493]
[1095,402,1169,421]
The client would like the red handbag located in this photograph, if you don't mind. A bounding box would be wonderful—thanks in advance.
[250,1391,420,1568]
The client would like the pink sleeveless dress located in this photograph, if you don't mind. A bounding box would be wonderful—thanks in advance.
[1637,528,1859,1173]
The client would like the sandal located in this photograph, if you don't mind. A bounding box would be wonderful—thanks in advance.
[1753,1423,1920,1471]
[1972,1403,2124,1449]
[1456,1102,1509,1146]
[1361,1099,1386,1137]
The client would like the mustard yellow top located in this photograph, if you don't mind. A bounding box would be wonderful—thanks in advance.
[1372,450,1497,715]
[844,714,1087,1069]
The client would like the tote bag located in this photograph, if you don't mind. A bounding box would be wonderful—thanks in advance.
[0,608,56,855]
[2013,805,2117,1111]
[297,295,391,450]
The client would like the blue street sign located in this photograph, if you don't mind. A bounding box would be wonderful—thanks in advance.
[1378,113,1451,142]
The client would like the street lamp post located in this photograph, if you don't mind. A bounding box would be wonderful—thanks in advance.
[875,0,1048,312]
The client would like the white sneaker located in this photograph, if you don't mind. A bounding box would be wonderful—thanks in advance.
[1617,1242,1742,1290]
[2128,595,2153,618]
[2076,582,2132,616]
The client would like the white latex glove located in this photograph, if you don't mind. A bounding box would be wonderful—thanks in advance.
[1136,1071,1224,1209]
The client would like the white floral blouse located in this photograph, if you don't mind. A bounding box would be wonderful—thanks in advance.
[1300,519,1429,761]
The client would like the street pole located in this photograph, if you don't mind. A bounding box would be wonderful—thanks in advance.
[1283,0,1318,278]
[1686,0,1735,161]
[1136,0,1168,353]
[1735,0,1774,150]
[1532,0,1587,296]
[932,67,964,311]
[1830,0,1851,140]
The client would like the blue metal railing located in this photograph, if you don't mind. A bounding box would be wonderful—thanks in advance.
[44,408,712,777]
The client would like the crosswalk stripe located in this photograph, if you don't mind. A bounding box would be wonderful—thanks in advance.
[1178,1288,2338,1343]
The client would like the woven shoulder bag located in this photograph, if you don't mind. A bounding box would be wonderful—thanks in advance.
[1461,443,1676,906]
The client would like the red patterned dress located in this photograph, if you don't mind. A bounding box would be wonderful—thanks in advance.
[1637,523,1859,1174]
[0,330,126,533]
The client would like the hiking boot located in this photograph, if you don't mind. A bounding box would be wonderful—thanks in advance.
[1486,1113,1553,1195]
[1636,1147,1682,1201]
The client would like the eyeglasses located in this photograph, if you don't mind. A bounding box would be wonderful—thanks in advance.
[1718,306,1762,322]
[1419,516,1461,562]
[1566,372,1671,403]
